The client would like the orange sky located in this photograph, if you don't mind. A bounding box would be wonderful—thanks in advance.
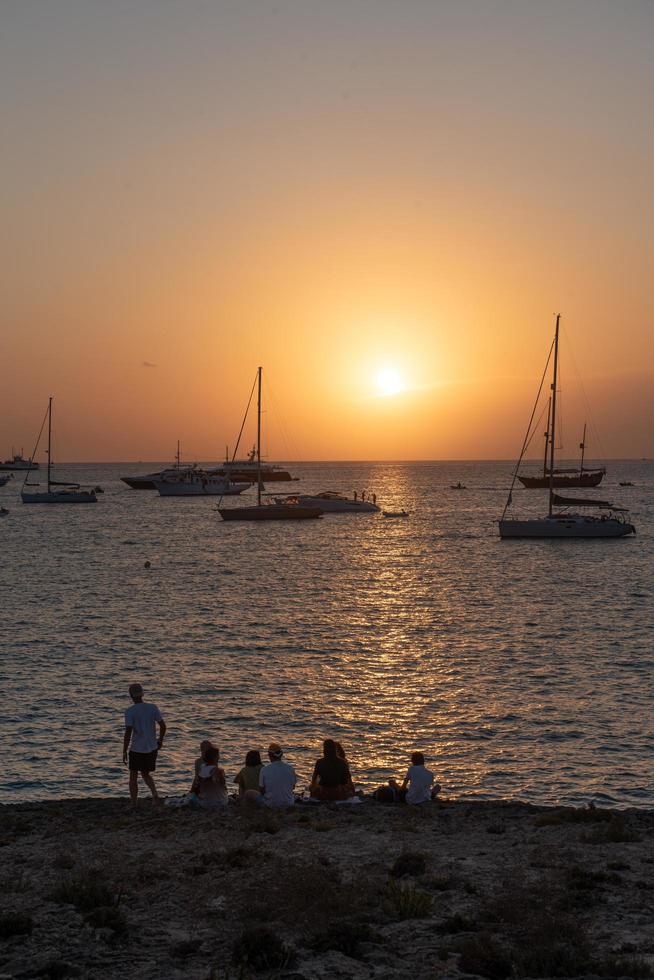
[1,2,652,462]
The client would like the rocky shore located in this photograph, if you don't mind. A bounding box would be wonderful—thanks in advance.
[1,797,654,979]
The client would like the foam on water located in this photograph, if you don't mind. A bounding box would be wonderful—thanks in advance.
[1,460,652,806]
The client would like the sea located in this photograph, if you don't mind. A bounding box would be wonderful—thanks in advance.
[1,460,652,807]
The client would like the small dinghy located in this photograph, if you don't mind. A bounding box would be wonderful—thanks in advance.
[451,482,467,490]
[383,510,409,518]
[0,507,9,517]
[619,481,634,487]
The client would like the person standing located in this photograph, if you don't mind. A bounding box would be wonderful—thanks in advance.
[122,683,166,806]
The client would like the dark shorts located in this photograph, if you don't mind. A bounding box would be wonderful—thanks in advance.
[129,749,157,773]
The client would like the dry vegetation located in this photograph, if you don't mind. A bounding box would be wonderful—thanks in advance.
[1,798,654,978]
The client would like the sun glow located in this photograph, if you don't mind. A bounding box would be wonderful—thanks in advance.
[376,367,405,397]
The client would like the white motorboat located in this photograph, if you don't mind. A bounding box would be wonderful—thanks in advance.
[275,491,379,513]
[21,398,98,504]
[499,315,634,539]
[154,470,249,496]
[0,451,38,471]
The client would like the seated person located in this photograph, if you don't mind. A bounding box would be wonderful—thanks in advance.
[255,742,297,807]
[391,751,440,804]
[190,739,217,794]
[234,750,263,797]
[196,746,228,808]
[310,738,355,801]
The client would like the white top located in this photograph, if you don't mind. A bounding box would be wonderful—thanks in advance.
[259,760,297,807]
[124,701,163,753]
[197,764,228,808]
[405,764,434,805]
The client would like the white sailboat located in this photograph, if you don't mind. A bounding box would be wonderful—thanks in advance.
[21,398,97,504]
[499,315,635,539]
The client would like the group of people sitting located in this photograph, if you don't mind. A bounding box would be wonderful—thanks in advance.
[188,738,440,810]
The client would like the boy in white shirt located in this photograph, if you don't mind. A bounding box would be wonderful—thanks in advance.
[395,751,441,805]
[122,683,166,806]
[258,742,297,807]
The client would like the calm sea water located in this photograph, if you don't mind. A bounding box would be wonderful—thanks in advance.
[1,460,652,807]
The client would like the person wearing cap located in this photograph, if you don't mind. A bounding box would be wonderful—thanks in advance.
[122,683,166,806]
[258,742,297,807]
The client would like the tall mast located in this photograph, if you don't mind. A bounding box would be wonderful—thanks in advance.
[256,366,262,507]
[579,423,586,474]
[542,397,551,479]
[47,396,53,493]
[548,315,560,517]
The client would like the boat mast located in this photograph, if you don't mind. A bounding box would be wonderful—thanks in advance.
[176,440,181,469]
[542,397,552,479]
[47,396,53,493]
[548,316,560,517]
[256,366,262,507]
[579,423,586,474]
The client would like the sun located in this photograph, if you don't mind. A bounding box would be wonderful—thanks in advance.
[376,367,404,397]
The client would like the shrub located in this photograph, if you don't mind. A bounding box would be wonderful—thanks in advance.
[436,913,478,934]
[85,905,128,937]
[49,874,116,912]
[390,851,427,878]
[309,921,374,959]
[0,912,33,938]
[535,804,612,827]
[385,878,433,920]
[232,926,293,971]
[457,933,512,979]
[581,817,641,844]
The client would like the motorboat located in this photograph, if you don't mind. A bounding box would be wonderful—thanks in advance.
[274,491,379,513]
[153,471,249,496]
[218,368,321,522]
[0,474,13,487]
[383,510,409,518]
[217,447,296,483]
[0,507,9,517]
[619,481,634,487]
[121,442,199,489]
[21,398,98,504]
[499,315,634,539]
[0,452,38,471]
[451,482,467,490]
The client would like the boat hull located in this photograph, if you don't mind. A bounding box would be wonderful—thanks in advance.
[280,495,379,513]
[155,479,248,496]
[21,490,97,504]
[219,504,322,521]
[0,462,38,471]
[121,475,158,489]
[518,471,604,488]
[499,516,635,538]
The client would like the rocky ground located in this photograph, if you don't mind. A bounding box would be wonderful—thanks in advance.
[1,797,654,979]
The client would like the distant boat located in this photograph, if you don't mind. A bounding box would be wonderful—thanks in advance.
[275,491,379,513]
[451,482,467,490]
[0,451,38,471]
[154,470,249,496]
[0,507,9,517]
[218,447,296,483]
[517,416,605,488]
[219,368,322,522]
[21,398,98,504]
[0,474,13,487]
[619,481,634,487]
[499,316,635,539]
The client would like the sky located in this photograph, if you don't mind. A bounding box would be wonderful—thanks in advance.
[1,0,652,462]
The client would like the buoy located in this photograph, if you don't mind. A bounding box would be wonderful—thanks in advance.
[144,560,151,569]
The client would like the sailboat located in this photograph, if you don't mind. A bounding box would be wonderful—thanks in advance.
[21,398,97,504]
[517,414,605,488]
[218,368,322,521]
[499,316,634,539]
